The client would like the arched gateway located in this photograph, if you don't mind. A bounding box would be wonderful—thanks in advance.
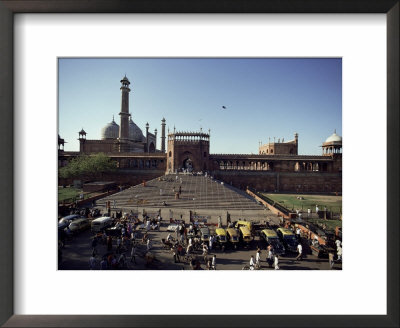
[166,131,210,174]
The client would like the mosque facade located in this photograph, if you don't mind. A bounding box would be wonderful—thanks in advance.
[59,76,342,193]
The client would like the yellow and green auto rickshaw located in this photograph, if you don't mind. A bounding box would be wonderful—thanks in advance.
[276,227,298,253]
[234,220,253,233]
[239,226,253,245]
[215,228,228,252]
[226,228,240,249]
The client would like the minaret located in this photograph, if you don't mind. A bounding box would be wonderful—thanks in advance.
[78,128,87,153]
[145,122,149,152]
[119,75,131,141]
[154,128,158,150]
[161,118,166,153]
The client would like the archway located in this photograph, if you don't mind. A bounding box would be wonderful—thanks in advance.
[149,142,155,153]
[183,157,194,172]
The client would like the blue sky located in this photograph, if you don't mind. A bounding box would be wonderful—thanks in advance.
[58,58,342,154]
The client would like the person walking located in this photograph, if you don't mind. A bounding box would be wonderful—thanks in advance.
[335,239,342,249]
[212,255,217,270]
[295,227,301,240]
[274,254,280,270]
[249,255,255,270]
[186,238,193,253]
[295,242,303,261]
[337,246,342,261]
[329,252,335,269]
[89,254,97,270]
[267,248,274,268]
[202,244,208,263]
[255,250,261,268]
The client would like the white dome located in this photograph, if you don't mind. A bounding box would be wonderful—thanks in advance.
[101,118,119,139]
[325,131,342,143]
[129,117,145,142]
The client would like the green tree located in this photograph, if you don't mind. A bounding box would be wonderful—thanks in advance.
[59,153,116,180]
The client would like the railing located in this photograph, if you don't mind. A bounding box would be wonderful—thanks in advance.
[246,188,291,216]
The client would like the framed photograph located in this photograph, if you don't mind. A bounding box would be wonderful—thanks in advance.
[0,0,398,327]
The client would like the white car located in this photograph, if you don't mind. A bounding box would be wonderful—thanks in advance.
[58,214,81,230]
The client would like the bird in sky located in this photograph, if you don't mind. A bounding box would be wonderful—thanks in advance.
[221,106,227,110]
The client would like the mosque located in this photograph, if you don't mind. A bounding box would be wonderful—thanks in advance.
[59,75,342,193]
[76,75,163,154]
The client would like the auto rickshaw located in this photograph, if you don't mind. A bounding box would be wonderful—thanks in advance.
[226,228,240,249]
[200,227,210,243]
[215,228,228,251]
[276,227,298,253]
[260,229,285,256]
[239,226,253,245]
[234,220,253,233]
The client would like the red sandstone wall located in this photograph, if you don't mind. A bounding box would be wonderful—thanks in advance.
[211,171,342,193]
[168,140,209,173]
[58,169,165,187]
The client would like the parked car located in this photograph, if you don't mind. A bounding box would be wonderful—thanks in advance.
[276,228,298,253]
[58,214,81,230]
[91,216,113,233]
[68,218,90,233]
[260,229,285,255]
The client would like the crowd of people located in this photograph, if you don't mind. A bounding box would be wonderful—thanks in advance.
[59,198,342,271]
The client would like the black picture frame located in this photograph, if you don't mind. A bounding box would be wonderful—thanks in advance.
[0,1,398,327]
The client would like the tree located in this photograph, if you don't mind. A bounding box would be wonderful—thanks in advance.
[59,153,116,180]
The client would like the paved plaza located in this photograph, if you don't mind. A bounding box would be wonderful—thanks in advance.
[59,225,341,271]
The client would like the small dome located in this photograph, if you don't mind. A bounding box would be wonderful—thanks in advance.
[325,131,342,143]
[101,117,119,139]
[129,117,145,142]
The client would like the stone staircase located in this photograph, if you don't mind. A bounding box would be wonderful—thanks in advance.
[96,173,264,211]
